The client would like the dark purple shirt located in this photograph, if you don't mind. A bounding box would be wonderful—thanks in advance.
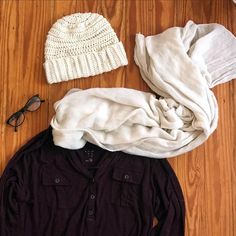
[0,127,185,236]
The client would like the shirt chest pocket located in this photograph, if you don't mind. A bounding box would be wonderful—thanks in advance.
[111,168,143,207]
[39,167,86,209]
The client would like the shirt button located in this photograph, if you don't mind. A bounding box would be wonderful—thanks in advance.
[88,209,94,216]
[90,194,96,200]
[124,174,130,180]
[54,177,61,184]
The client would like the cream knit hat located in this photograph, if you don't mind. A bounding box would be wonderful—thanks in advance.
[44,13,128,84]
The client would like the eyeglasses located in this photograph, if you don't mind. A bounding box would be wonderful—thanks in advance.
[6,94,45,132]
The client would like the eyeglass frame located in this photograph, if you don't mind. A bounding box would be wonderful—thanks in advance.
[6,94,45,132]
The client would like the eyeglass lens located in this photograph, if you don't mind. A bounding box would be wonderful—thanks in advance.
[25,96,42,112]
[7,112,25,127]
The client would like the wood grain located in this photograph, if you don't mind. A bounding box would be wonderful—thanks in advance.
[0,0,235,235]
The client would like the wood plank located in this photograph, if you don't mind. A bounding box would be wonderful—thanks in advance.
[0,0,52,169]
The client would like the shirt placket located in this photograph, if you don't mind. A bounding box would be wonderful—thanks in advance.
[87,177,97,221]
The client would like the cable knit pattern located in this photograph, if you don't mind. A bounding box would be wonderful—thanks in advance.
[44,13,128,84]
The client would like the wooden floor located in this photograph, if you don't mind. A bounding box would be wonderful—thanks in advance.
[0,0,235,235]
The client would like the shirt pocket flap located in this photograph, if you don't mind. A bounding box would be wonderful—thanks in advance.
[42,168,71,186]
[112,168,143,185]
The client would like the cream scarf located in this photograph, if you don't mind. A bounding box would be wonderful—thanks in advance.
[50,21,236,158]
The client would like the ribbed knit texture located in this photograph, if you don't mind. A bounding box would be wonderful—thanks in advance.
[44,13,128,84]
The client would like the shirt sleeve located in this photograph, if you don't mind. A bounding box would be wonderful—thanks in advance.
[151,159,185,236]
[0,154,28,236]
[0,128,49,236]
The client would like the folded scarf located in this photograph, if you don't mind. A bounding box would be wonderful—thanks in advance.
[51,21,236,158]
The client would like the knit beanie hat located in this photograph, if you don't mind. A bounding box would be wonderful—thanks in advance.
[44,13,128,84]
